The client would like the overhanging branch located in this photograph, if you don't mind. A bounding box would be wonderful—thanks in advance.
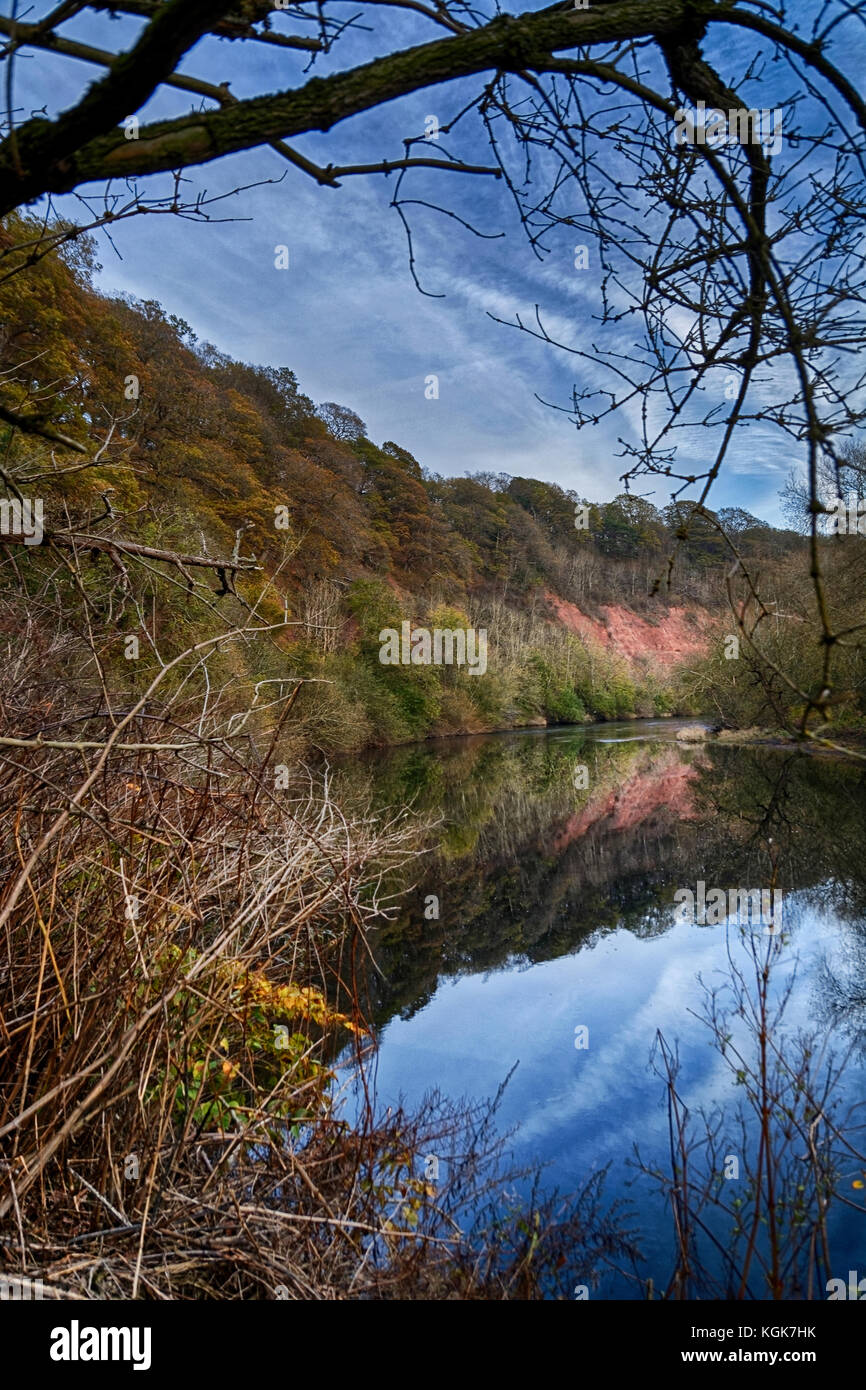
[0,0,707,211]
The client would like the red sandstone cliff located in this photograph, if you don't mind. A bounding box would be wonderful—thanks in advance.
[545,591,713,670]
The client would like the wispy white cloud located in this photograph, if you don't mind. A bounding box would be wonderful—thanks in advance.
[16,0,860,526]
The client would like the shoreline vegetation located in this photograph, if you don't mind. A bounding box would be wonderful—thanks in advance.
[4,212,850,762]
[1,214,865,1299]
[676,723,866,759]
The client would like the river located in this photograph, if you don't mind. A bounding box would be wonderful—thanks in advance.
[332,719,866,1299]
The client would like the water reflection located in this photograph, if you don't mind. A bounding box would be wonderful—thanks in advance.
[333,721,866,1296]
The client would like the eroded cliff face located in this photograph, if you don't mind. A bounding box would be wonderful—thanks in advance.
[545,591,713,669]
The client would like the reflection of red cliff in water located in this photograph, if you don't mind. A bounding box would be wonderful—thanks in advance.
[553,749,700,854]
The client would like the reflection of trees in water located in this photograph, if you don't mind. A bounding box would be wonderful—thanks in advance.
[333,734,866,1034]
[688,749,866,1045]
[333,731,866,1295]
[688,748,866,894]
[816,945,866,1051]
[344,736,710,1025]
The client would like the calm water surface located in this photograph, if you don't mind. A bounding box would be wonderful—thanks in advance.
[334,720,866,1297]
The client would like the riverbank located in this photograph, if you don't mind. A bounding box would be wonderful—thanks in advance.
[676,723,866,760]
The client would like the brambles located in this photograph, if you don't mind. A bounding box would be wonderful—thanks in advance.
[0,519,634,1300]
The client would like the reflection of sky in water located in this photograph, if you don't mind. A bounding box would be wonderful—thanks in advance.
[352,894,866,1298]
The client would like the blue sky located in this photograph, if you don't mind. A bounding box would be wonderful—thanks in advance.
[10,1,866,524]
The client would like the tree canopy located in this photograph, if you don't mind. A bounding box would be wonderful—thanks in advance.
[1,0,865,734]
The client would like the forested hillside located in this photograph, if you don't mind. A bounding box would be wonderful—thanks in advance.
[0,214,807,749]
